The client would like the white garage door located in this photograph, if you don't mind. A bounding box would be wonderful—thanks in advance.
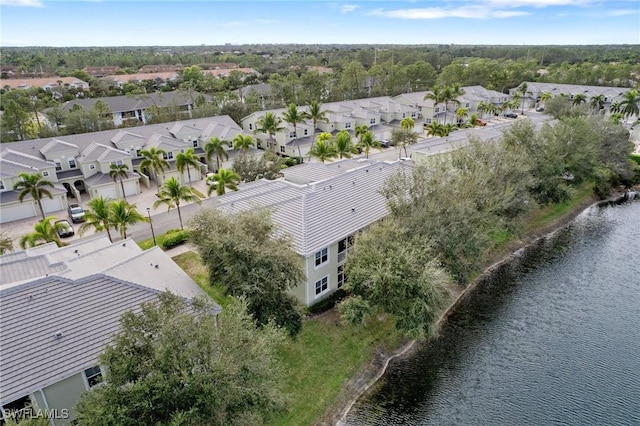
[0,202,36,224]
[124,181,138,197]
[42,197,64,215]
[97,186,118,200]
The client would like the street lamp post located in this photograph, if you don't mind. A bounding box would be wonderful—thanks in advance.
[146,208,156,246]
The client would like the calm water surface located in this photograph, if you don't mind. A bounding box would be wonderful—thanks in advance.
[346,201,640,426]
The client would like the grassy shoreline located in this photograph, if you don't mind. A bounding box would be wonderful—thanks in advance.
[171,184,604,426]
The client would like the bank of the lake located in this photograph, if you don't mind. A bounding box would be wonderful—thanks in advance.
[344,198,640,425]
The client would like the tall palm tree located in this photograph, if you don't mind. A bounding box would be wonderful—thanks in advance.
[14,172,54,219]
[448,83,466,116]
[572,93,587,106]
[516,82,529,114]
[539,91,553,108]
[333,130,355,160]
[307,100,329,161]
[204,137,230,172]
[620,89,640,122]
[109,163,129,201]
[424,85,445,124]
[477,101,491,119]
[206,168,241,196]
[358,130,378,159]
[109,200,147,240]
[232,134,254,155]
[400,117,415,131]
[309,138,337,163]
[610,101,622,115]
[153,177,202,230]
[79,196,114,242]
[425,121,443,138]
[282,103,309,158]
[139,147,170,193]
[590,94,606,113]
[175,147,200,185]
[19,216,66,248]
[254,112,285,153]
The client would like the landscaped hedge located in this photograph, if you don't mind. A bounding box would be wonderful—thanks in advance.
[161,229,190,250]
[630,154,640,166]
[307,289,347,315]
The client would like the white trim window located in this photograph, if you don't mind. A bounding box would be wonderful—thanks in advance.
[42,171,50,177]
[68,159,77,169]
[337,235,353,264]
[89,164,96,170]
[84,365,103,387]
[54,160,62,171]
[315,247,328,267]
[344,122,352,129]
[0,180,5,191]
[315,276,329,297]
[370,118,376,124]
[337,265,345,288]
[280,146,285,153]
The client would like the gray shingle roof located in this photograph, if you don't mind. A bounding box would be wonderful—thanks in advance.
[215,160,412,256]
[39,139,80,156]
[0,149,55,169]
[110,130,146,149]
[281,162,345,184]
[79,142,132,163]
[0,274,162,405]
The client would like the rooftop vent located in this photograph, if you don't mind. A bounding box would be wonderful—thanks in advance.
[54,331,64,339]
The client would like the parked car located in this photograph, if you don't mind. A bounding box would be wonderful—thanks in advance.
[68,204,85,223]
[55,219,75,238]
[504,113,518,119]
[379,139,390,148]
[476,119,487,126]
[535,107,545,112]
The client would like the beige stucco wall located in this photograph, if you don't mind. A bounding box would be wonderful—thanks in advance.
[42,372,88,425]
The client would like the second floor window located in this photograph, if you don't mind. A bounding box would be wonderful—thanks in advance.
[68,159,77,169]
[315,247,328,267]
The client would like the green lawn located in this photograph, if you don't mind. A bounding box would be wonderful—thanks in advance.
[526,183,595,231]
[172,250,404,426]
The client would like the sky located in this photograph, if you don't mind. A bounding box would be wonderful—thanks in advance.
[0,0,639,47]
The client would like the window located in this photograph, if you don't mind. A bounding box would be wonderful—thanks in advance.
[54,160,62,171]
[337,235,354,264]
[425,118,432,124]
[370,118,376,124]
[84,366,103,387]
[304,129,308,136]
[0,180,5,190]
[315,276,329,296]
[289,132,295,138]
[135,149,142,157]
[402,113,406,118]
[162,152,174,160]
[112,160,123,166]
[192,140,198,148]
[68,159,77,169]
[344,122,351,129]
[249,123,253,130]
[89,164,96,170]
[465,103,470,108]
[411,112,416,118]
[42,171,50,177]
[315,247,328,267]
[337,265,345,288]
[280,146,285,153]
[435,107,440,113]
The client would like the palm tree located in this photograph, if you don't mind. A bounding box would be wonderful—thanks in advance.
[307,100,329,161]
[153,177,202,230]
[610,101,622,115]
[109,200,147,240]
[282,103,309,158]
[254,112,285,153]
[539,91,553,109]
[572,93,587,106]
[477,101,491,119]
[204,137,230,172]
[109,163,129,201]
[14,172,54,219]
[232,134,254,155]
[0,230,13,255]
[206,167,241,196]
[79,196,115,242]
[424,85,445,123]
[358,130,378,159]
[139,147,170,193]
[455,108,469,126]
[590,94,606,114]
[175,147,200,185]
[19,216,66,248]
[333,130,355,160]
[448,83,466,117]
[516,82,529,114]
[309,137,337,163]
[425,121,443,138]
[400,117,415,131]
[620,89,640,122]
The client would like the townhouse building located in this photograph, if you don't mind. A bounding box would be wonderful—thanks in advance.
[0,77,90,92]
[508,82,632,111]
[212,159,413,306]
[0,115,252,223]
[0,235,218,425]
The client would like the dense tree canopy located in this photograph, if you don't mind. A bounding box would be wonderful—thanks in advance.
[75,293,288,426]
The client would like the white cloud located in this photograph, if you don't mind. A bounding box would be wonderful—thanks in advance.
[370,6,530,20]
[604,9,639,16]
[341,4,358,13]
[0,0,43,6]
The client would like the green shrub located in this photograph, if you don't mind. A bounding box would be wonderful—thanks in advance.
[161,230,190,250]
[630,154,640,166]
[307,289,347,315]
